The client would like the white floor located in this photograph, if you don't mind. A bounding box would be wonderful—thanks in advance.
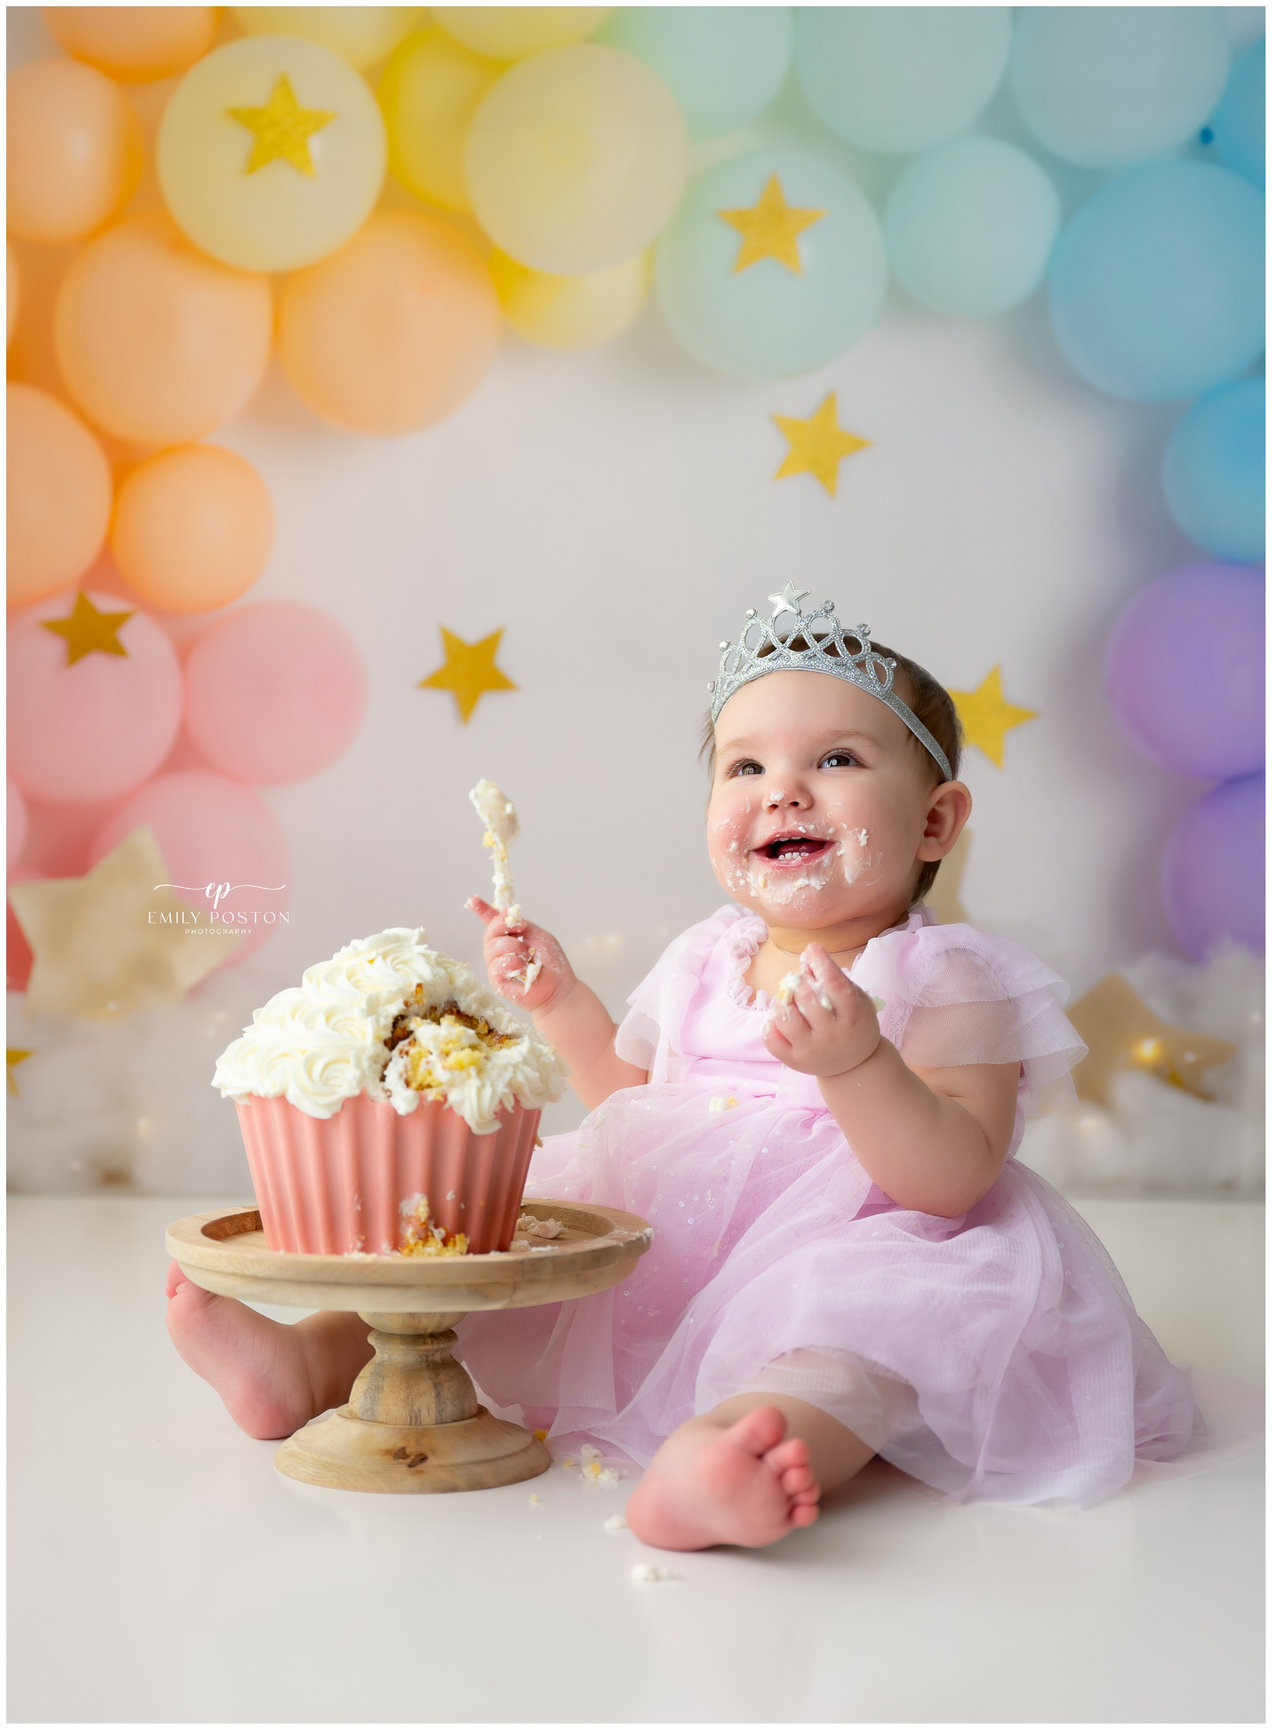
[7,1193,1265,1725]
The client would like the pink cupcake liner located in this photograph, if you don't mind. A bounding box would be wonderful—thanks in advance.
[235,1092,540,1256]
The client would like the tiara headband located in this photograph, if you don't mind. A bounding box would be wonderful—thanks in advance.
[708,584,953,783]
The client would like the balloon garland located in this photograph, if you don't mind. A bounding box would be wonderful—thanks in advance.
[6,3,1265,1036]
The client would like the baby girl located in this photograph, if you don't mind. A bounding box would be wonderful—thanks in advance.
[167,589,1202,1550]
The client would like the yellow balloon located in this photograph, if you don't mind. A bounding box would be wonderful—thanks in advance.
[378,26,499,212]
[54,213,274,448]
[7,383,113,607]
[491,248,650,349]
[277,210,501,435]
[435,8,611,61]
[7,59,143,243]
[232,8,428,72]
[466,44,688,274]
[43,7,217,82]
[157,35,386,273]
[7,244,18,344]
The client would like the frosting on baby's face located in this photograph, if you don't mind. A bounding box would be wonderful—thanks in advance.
[706,670,966,936]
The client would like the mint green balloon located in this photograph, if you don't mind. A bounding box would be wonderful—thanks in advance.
[794,7,1011,154]
[885,138,1060,317]
[655,148,885,378]
[1009,7,1232,167]
[597,8,791,142]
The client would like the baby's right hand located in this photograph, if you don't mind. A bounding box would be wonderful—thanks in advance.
[467,896,575,1015]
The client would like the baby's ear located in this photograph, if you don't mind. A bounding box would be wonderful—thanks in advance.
[920,781,972,858]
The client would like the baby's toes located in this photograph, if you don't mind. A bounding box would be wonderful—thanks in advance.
[764,1435,811,1476]
[789,1481,821,1507]
[779,1461,818,1499]
[790,1502,821,1529]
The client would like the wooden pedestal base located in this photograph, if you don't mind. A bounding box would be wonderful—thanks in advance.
[166,1199,651,1496]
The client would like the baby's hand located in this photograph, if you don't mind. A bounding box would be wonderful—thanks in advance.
[763,943,881,1078]
[467,896,574,1014]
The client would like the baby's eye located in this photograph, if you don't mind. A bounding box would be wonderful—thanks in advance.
[728,760,763,777]
[821,750,860,769]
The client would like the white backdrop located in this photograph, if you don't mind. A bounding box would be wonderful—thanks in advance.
[7,7,1264,1189]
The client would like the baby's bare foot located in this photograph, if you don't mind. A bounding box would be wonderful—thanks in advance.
[626,1406,821,1551]
[165,1260,321,1440]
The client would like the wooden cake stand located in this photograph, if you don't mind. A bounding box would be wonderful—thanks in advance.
[166,1199,651,1495]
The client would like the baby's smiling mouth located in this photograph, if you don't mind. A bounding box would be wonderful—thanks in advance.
[754,832,834,867]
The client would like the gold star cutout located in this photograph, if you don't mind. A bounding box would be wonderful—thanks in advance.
[40,592,135,667]
[7,1048,33,1096]
[949,667,1037,768]
[418,627,517,725]
[1068,974,1238,1107]
[227,73,336,176]
[7,828,225,1020]
[926,827,971,925]
[719,174,826,274]
[773,393,871,497]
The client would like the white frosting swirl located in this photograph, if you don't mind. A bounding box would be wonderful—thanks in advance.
[212,927,566,1130]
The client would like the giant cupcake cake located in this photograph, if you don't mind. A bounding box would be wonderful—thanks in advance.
[213,928,566,1256]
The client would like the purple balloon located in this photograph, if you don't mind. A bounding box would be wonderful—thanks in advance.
[1162,773,1264,959]
[1105,562,1265,778]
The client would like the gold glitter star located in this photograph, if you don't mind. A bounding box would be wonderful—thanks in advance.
[418,627,517,725]
[227,73,336,177]
[773,393,871,497]
[719,174,826,274]
[1068,974,1238,1107]
[40,592,135,667]
[7,1048,33,1096]
[8,828,225,1020]
[949,667,1037,768]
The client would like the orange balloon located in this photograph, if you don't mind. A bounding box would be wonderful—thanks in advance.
[7,244,18,344]
[277,210,500,435]
[110,444,276,613]
[43,6,218,82]
[54,214,274,448]
[7,59,143,243]
[7,382,113,607]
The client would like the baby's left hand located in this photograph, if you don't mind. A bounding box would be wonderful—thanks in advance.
[763,944,881,1078]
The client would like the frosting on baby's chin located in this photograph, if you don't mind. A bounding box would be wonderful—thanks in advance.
[212,927,566,1133]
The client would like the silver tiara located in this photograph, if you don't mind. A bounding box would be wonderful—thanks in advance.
[708,584,952,782]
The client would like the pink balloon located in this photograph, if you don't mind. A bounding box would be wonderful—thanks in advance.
[183,600,367,786]
[7,866,42,991]
[7,589,183,803]
[7,779,28,871]
[89,771,290,963]
[19,795,117,879]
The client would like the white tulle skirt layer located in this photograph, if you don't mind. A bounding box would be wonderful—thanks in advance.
[455,1084,1245,1508]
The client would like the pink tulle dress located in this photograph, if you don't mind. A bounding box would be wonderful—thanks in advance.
[455,904,1215,1508]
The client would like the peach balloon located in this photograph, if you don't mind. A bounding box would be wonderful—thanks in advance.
[7,384,113,608]
[7,59,142,244]
[231,7,428,72]
[277,210,500,435]
[53,213,274,448]
[110,445,275,614]
[43,7,218,82]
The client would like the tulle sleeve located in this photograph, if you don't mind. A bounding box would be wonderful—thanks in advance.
[857,921,1088,1114]
[613,905,748,1082]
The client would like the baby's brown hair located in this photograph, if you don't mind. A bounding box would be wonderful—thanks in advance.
[700,643,963,903]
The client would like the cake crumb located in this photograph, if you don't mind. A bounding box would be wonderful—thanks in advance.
[603,1513,628,1533]
[517,1211,567,1238]
[631,1563,681,1584]
[708,1095,740,1113]
[533,1428,548,1442]
[529,1493,543,1506]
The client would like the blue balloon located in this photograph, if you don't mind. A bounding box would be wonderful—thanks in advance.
[655,148,886,379]
[1162,379,1265,562]
[794,7,1010,154]
[1047,160,1265,401]
[884,137,1059,317]
[597,8,791,143]
[1203,36,1265,191]
[1009,7,1232,168]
